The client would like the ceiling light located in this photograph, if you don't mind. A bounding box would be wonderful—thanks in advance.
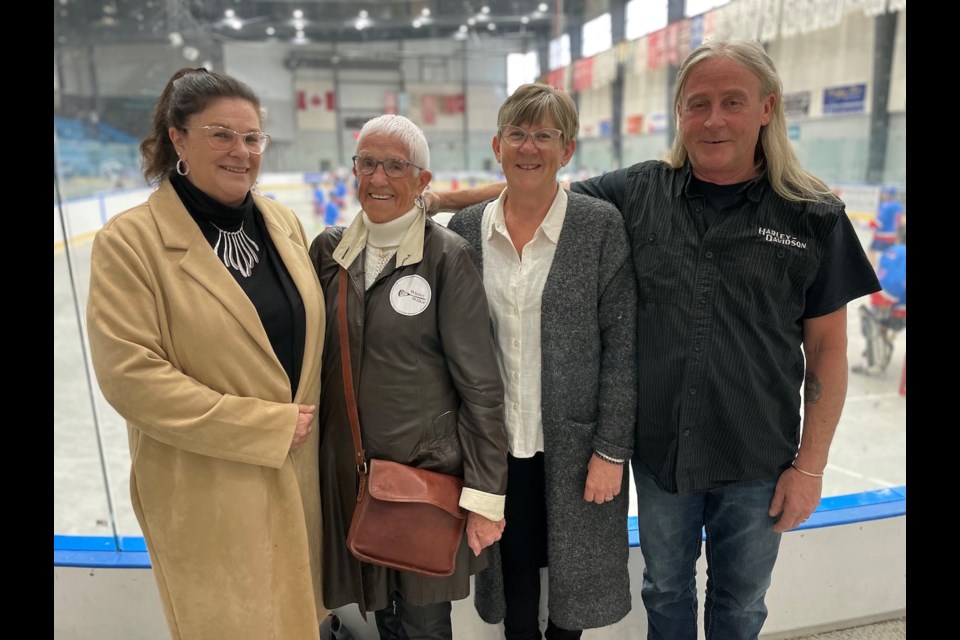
[481,6,490,14]
[538,3,548,11]
[359,10,368,19]
[294,19,305,30]
[413,19,422,28]
[183,46,199,61]
[168,32,184,47]
[225,9,235,19]
[487,22,496,30]
[468,18,476,25]
[521,16,530,24]
[266,26,276,35]
[293,10,303,19]
[421,8,430,17]
[458,25,468,33]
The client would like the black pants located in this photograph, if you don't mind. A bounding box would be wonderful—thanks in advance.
[500,453,582,640]
[374,592,452,640]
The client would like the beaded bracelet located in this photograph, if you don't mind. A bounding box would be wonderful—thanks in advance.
[594,450,626,465]
[791,462,824,478]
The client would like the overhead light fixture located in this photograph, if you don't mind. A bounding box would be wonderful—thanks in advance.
[359,10,368,19]
[521,16,530,24]
[481,6,490,14]
[458,25,468,33]
[225,9,235,19]
[487,22,496,30]
[413,19,422,28]
[266,26,276,35]
[538,3,548,11]
[468,18,476,25]
[293,9,303,19]
[421,8,430,17]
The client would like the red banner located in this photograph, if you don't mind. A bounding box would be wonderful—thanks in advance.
[384,92,397,115]
[422,94,437,125]
[647,31,665,70]
[443,94,465,114]
[546,68,566,91]
[626,114,644,135]
[573,57,594,93]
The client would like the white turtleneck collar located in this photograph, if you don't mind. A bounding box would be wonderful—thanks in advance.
[363,205,421,249]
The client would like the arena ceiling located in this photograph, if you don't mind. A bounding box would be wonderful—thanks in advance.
[55,0,573,48]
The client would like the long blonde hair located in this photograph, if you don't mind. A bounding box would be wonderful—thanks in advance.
[668,39,835,203]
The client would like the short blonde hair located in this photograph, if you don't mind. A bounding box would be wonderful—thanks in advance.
[497,83,579,142]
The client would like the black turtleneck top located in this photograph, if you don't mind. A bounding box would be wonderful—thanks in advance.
[170,174,306,399]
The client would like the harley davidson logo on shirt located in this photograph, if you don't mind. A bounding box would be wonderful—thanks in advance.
[758,227,808,250]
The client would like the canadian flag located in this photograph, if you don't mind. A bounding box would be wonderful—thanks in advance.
[296,90,335,111]
[295,80,336,130]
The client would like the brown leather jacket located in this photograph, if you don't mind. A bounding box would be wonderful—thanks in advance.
[309,211,508,612]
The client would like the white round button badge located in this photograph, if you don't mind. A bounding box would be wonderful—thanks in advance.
[389,275,432,316]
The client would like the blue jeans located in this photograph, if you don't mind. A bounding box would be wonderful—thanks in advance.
[633,461,782,640]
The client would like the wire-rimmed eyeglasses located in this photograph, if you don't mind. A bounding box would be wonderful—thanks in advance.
[184,125,271,154]
[498,125,564,149]
[352,155,423,178]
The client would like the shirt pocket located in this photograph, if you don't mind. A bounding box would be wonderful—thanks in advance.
[634,231,686,304]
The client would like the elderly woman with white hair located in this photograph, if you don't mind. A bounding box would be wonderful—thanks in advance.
[309,114,509,639]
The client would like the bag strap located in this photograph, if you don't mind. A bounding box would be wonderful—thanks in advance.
[338,267,368,476]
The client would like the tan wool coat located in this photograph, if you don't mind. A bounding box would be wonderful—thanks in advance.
[86,180,327,639]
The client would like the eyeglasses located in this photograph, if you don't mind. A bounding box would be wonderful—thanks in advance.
[184,125,271,154]
[498,125,564,149]
[352,155,423,178]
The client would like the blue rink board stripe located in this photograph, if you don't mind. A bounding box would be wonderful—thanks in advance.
[55,486,906,569]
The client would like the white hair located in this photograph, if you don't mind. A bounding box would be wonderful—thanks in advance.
[355,114,431,170]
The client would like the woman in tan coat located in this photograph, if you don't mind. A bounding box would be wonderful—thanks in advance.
[86,68,326,640]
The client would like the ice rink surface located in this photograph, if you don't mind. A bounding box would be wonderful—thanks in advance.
[53,196,906,537]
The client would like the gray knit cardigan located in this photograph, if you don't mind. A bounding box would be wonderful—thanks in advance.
[448,190,638,630]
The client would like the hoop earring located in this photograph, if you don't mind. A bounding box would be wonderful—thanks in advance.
[176,158,189,176]
[414,194,426,211]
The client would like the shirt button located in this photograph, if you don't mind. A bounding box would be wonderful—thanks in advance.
[694,344,702,352]
[777,250,785,259]
[647,233,656,243]
[682,429,691,436]
[699,297,707,304]
[705,251,713,259]
[688,387,697,395]
[513,340,520,347]
[513,373,519,380]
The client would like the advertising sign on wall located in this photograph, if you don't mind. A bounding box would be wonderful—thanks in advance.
[823,83,867,115]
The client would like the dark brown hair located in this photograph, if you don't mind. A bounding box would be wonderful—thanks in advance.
[139,68,262,184]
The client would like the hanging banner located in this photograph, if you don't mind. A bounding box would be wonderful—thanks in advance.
[294,80,336,131]
[546,67,567,91]
[384,92,397,115]
[626,114,644,135]
[573,57,594,92]
[647,31,665,70]
[422,94,438,125]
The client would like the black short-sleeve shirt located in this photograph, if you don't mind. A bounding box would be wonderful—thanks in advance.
[573,161,880,493]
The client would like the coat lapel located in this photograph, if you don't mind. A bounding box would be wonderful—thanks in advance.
[256,195,323,403]
[150,181,279,366]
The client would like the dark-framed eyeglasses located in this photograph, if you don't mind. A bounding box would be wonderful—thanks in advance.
[498,125,564,149]
[184,125,271,154]
[352,155,423,178]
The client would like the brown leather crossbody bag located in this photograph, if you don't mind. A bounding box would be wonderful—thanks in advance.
[337,267,467,578]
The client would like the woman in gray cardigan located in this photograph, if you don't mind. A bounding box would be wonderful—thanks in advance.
[448,83,638,639]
